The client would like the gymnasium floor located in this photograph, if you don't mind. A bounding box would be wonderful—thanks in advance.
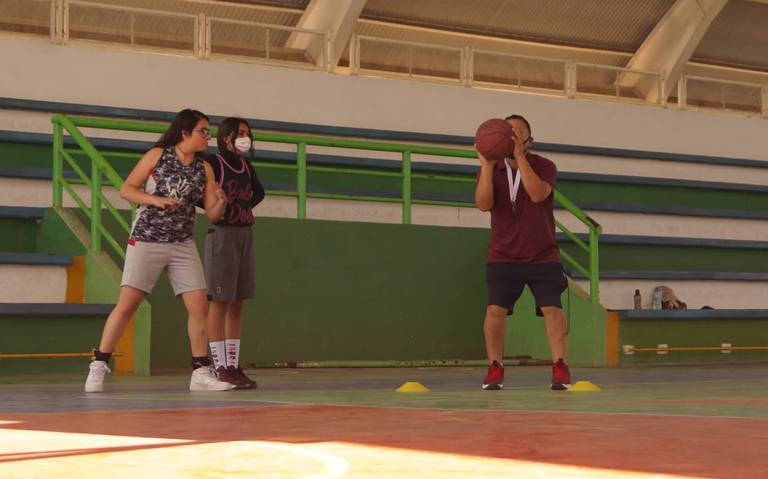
[1,364,766,478]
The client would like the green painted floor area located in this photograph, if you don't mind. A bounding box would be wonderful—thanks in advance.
[2,364,767,419]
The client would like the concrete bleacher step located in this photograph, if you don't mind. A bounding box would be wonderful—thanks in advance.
[0,206,44,252]
[575,272,768,310]
[0,252,73,303]
[560,234,768,276]
[1,173,765,243]
[615,309,768,365]
[0,175,127,209]
[3,109,767,323]
[0,207,80,303]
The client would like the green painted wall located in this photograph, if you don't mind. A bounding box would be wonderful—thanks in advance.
[0,140,136,176]
[560,241,768,274]
[61,209,616,371]
[0,140,51,168]
[141,216,609,372]
[0,314,107,374]
[620,317,768,365]
[0,218,39,253]
[504,279,608,367]
[37,209,85,256]
[147,218,492,371]
[556,180,768,213]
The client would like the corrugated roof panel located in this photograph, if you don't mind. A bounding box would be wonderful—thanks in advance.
[361,0,676,52]
[87,0,303,25]
[693,0,768,72]
[352,20,630,67]
[222,0,309,8]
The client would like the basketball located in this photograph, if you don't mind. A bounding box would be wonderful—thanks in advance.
[474,118,515,162]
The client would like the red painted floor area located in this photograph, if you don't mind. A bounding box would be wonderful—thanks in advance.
[2,405,766,478]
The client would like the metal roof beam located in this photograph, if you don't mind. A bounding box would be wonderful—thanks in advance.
[620,0,727,102]
[285,0,367,68]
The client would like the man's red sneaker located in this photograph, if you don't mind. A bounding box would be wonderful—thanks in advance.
[551,358,572,390]
[482,361,504,390]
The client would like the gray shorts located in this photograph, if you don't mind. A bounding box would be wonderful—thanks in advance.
[121,239,206,296]
[204,226,255,302]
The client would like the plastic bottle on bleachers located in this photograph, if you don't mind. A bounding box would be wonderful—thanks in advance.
[633,289,642,310]
[651,287,662,310]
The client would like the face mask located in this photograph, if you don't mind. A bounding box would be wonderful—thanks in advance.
[234,136,252,154]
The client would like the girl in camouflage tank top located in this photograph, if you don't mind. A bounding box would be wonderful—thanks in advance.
[130,145,206,243]
[85,109,234,394]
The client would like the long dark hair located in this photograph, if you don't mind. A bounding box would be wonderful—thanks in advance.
[155,109,209,148]
[216,117,253,153]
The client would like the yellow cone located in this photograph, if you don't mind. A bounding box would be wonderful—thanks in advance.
[396,381,430,393]
[567,381,601,392]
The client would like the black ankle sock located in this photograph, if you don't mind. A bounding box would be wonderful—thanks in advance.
[191,356,211,369]
[93,350,112,363]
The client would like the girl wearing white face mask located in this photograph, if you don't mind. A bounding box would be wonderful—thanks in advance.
[203,117,265,389]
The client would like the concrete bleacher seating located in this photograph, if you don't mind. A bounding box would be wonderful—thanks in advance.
[1,98,766,368]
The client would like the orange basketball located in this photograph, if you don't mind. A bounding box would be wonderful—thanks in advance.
[474,118,515,162]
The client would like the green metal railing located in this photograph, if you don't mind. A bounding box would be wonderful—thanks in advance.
[51,114,602,303]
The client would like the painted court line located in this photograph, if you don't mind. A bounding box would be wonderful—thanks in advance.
[249,441,350,479]
[240,400,768,421]
[74,391,768,421]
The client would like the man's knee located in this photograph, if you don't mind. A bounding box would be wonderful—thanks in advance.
[540,306,564,320]
[486,305,509,320]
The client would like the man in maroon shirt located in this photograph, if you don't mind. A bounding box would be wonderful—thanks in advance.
[475,114,572,391]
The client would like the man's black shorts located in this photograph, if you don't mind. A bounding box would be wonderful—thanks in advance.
[486,262,568,316]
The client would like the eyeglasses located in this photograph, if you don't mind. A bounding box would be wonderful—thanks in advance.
[193,128,211,138]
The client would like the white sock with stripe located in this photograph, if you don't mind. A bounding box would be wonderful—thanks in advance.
[226,339,241,368]
[209,341,225,369]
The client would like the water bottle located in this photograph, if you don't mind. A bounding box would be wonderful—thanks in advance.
[651,287,662,310]
[633,289,642,310]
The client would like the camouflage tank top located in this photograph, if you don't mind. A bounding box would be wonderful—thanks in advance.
[130,146,206,243]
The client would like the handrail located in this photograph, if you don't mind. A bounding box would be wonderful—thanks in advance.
[51,115,602,303]
[205,16,329,69]
[64,0,198,20]
[355,35,465,84]
[356,35,466,54]
[51,114,134,259]
[685,75,765,89]
[207,17,327,36]
[63,0,199,54]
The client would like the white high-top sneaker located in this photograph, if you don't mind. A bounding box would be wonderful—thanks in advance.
[190,365,236,391]
[85,360,111,392]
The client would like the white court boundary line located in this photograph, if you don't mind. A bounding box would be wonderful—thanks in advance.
[248,441,350,479]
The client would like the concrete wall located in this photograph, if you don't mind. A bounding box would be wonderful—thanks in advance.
[1,34,767,161]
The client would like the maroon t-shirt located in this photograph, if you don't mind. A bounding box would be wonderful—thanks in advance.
[479,152,560,264]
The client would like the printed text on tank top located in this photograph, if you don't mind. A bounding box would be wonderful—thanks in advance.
[217,153,254,225]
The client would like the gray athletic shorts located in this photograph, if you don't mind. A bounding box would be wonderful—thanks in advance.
[204,225,255,302]
[121,239,206,296]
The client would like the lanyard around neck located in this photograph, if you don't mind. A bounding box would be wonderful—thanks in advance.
[504,159,522,209]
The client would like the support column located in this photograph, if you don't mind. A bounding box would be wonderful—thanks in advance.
[285,0,367,69]
[619,0,727,103]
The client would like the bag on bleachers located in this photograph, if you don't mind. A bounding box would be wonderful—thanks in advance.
[655,285,687,310]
